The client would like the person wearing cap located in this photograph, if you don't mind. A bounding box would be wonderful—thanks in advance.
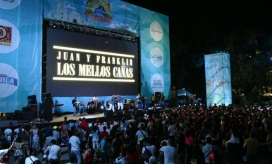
[4,123,13,146]
[52,125,60,144]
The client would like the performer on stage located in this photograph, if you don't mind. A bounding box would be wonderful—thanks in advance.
[87,99,94,114]
[135,93,142,110]
[116,94,124,110]
[160,93,165,108]
[93,95,99,113]
[72,97,79,116]
[110,95,117,111]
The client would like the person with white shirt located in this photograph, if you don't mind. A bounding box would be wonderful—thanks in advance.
[44,139,61,163]
[92,126,100,149]
[168,121,176,140]
[135,124,148,146]
[142,138,157,163]
[25,152,40,164]
[52,126,60,143]
[159,139,177,164]
[4,125,13,145]
[69,131,82,164]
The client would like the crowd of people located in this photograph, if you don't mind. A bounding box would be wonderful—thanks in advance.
[0,103,272,163]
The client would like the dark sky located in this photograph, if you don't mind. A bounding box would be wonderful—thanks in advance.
[124,1,272,39]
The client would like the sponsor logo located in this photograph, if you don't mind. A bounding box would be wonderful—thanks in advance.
[151,74,164,93]
[0,19,20,53]
[85,0,112,22]
[0,63,19,98]
[0,0,21,10]
[150,47,163,67]
[150,21,163,41]
[0,25,12,46]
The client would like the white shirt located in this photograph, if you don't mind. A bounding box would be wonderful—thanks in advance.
[48,145,60,159]
[4,128,12,140]
[135,130,148,144]
[14,128,25,134]
[53,130,60,140]
[25,156,39,164]
[142,145,156,155]
[69,136,81,151]
[160,146,177,164]
[168,125,175,136]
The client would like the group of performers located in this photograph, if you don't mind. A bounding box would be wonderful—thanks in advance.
[71,93,165,116]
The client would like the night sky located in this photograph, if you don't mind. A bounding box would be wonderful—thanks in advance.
[124,1,272,99]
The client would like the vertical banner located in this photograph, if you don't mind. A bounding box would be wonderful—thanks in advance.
[0,1,42,112]
[139,9,171,100]
[205,53,232,106]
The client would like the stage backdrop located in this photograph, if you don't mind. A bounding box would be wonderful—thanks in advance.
[0,1,43,112]
[205,53,232,106]
[0,0,170,112]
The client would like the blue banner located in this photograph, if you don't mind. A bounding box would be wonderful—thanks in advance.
[0,0,43,112]
[205,53,232,106]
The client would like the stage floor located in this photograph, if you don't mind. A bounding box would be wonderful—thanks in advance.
[0,113,105,129]
[50,113,105,122]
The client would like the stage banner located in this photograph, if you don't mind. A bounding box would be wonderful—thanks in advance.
[205,53,232,106]
[43,0,140,36]
[0,1,42,112]
[139,9,171,100]
[43,0,171,102]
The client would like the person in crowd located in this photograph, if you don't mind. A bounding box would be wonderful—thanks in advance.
[115,151,127,164]
[112,132,123,161]
[69,130,82,164]
[14,124,28,138]
[159,139,177,164]
[4,124,13,146]
[202,137,220,164]
[25,151,40,164]
[99,135,109,164]
[100,126,109,141]
[92,126,100,149]
[44,139,61,164]
[29,124,40,153]
[12,136,29,164]
[141,138,156,163]
[59,121,69,146]
[135,124,148,148]
[243,132,259,164]
[42,131,57,152]
[52,126,60,144]
[82,142,94,164]
[81,117,88,132]
[0,137,17,163]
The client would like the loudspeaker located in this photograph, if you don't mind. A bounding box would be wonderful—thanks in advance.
[43,102,52,121]
[27,95,37,105]
[14,111,24,121]
[28,104,38,118]
[22,107,31,112]
[24,111,34,122]
[155,92,161,103]
[42,92,51,103]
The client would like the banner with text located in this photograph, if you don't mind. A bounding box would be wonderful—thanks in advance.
[0,1,42,112]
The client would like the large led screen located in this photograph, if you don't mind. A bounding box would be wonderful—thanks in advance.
[46,28,139,96]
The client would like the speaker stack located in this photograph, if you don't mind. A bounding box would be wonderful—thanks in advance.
[42,92,52,121]
[27,95,38,118]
